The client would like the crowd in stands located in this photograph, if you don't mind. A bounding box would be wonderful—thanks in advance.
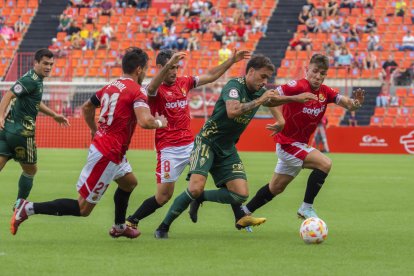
[51,0,269,59]
[284,0,414,81]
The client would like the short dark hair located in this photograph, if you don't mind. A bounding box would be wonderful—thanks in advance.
[309,54,329,70]
[156,49,175,66]
[245,55,275,74]
[34,48,54,62]
[122,47,149,74]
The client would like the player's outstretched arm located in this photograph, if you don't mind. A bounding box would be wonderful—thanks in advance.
[146,52,187,96]
[263,92,318,107]
[337,88,365,111]
[82,100,98,138]
[226,89,276,118]
[0,91,15,129]
[39,102,70,126]
[134,107,167,129]
[197,49,251,87]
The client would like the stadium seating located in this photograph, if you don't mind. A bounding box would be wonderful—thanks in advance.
[44,0,277,79]
[0,0,38,79]
[279,0,414,80]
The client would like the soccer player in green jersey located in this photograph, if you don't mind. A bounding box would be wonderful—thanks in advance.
[154,55,317,238]
[0,48,69,202]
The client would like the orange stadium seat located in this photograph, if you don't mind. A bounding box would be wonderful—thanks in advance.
[370,116,382,126]
[407,117,414,127]
[395,88,408,97]
[394,117,407,127]
[382,116,394,127]
[386,107,399,117]
[404,97,414,107]
[399,107,411,117]
[374,107,386,117]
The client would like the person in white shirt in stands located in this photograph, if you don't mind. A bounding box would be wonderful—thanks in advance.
[399,30,414,51]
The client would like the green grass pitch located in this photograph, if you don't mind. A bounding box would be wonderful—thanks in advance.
[0,149,413,275]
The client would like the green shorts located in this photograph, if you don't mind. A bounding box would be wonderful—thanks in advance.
[0,129,37,164]
[188,136,246,187]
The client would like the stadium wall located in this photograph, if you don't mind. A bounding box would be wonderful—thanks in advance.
[35,117,414,154]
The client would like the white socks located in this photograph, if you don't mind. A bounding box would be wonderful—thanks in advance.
[25,202,34,216]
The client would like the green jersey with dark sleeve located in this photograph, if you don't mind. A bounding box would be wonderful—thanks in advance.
[5,69,44,137]
[198,77,265,155]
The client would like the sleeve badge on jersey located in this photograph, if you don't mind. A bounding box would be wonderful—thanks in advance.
[229,89,239,98]
[287,80,297,87]
[13,84,23,94]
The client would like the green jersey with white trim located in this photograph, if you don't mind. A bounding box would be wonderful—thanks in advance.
[5,69,44,137]
[198,77,265,155]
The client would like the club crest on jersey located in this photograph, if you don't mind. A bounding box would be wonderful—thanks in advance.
[164,172,170,179]
[181,88,187,97]
[13,84,23,94]
[200,157,206,167]
[318,94,326,102]
[229,89,239,98]
[287,80,297,87]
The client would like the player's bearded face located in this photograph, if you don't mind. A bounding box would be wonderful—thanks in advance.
[35,57,54,77]
[166,64,179,84]
[137,64,149,84]
[306,64,327,90]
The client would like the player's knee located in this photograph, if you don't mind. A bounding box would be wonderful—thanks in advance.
[320,157,332,173]
[269,182,288,195]
[79,207,92,217]
[188,186,204,198]
[22,165,37,176]
[229,191,248,204]
[156,193,172,206]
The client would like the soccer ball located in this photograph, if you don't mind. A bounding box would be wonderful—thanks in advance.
[299,217,328,244]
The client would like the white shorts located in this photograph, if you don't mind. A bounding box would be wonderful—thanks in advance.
[156,143,193,183]
[275,142,315,177]
[76,145,132,204]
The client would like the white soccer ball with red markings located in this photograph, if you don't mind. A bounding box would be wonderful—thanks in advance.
[300,217,328,244]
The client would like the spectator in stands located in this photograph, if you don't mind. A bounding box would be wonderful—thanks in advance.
[362,51,378,70]
[298,6,311,25]
[49,38,68,57]
[70,0,83,7]
[299,31,313,54]
[303,0,317,16]
[81,0,94,8]
[57,14,72,32]
[393,67,413,86]
[93,0,103,7]
[170,0,181,16]
[136,0,149,10]
[235,20,248,42]
[187,30,199,51]
[218,42,232,65]
[340,18,351,34]
[305,14,319,33]
[389,96,401,107]
[99,0,114,16]
[340,0,354,14]
[70,31,83,49]
[151,33,164,50]
[150,17,163,33]
[363,14,377,33]
[336,47,353,67]
[228,0,237,8]
[348,111,357,126]
[313,0,326,17]
[325,0,338,16]
[116,0,127,8]
[101,22,113,40]
[84,7,98,25]
[399,30,414,51]
[357,0,373,8]
[189,0,204,17]
[376,84,390,107]
[367,31,382,51]
[140,16,151,33]
[331,29,346,47]
[225,22,237,43]
[182,17,200,33]
[287,32,302,52]
[395,0,407,17]
[352,50,364,69]
[172,34,188,50]
[95,31,109,50]
[212,21,226,43]
[84,32,95,50]
[319,16,332,33]
[239,0,252,21]
[232,8,245,25]
[0,25,15,44]
[346,24,360,43]
[14,16,26,33]
[379,54,398,82]
[251,15,267,37]
[66,21,81,39]
[330,15,344,31]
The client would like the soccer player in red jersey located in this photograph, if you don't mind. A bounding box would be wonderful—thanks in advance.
[10,48,186,238]
[126,49,252,230]
[240,54,365,220]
